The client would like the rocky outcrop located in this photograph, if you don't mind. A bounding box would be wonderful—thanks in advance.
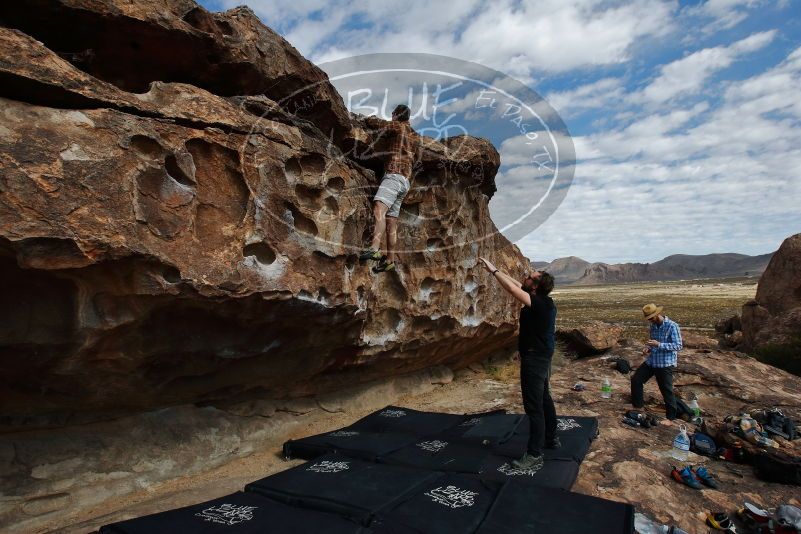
[566,252,773,286]
[715,314,743,349]
[0,0,528,430]
[741,233,801,375]
[533,256,590,284]
[556,321,623,357]
[681,332,719,350]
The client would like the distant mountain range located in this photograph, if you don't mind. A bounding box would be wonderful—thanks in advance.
[532,253,774,285]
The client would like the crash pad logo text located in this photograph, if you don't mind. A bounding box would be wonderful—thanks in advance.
[557,418,582,431]
[497,462,542,477]
[416,440,449,452]
[329,430,359,437]
[425,485,478,508]
[195,504,256,525]
[307,460,350,473]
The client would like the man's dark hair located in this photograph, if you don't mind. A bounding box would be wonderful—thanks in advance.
[536,271,555,296]
[393,104,410,121]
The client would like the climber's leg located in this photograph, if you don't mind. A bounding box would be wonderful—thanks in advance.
[385,216,398,264]
[370,201,388,252]
[360,201,388,262]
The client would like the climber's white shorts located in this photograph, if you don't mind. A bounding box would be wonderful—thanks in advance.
[373,173,410,218]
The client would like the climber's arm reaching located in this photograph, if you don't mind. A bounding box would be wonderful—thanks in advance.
[478,257,532,307]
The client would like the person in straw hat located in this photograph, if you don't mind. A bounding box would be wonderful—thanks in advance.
[631,303,683,424]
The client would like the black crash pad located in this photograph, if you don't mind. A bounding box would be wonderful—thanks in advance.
[382,438,491,474]
[516,416,599,440]
[479,456,580,490]
[437,412,524,446]
[371,473,504,534]
[475,481,635,534]
[492,431,593,463]
[245,453,440,526]
[99,491,368,534]
[283,429,419,461]
[348,406,470,436]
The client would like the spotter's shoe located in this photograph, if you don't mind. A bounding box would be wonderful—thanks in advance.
[511,453,544,470]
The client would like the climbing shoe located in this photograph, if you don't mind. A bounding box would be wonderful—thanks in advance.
[706,512,736,532]
[359,249,384,262]
[670,465,703,489]
[372,260,396,273]
[512,452,544,470]
[692,466,719,489]
[545,436,562,449]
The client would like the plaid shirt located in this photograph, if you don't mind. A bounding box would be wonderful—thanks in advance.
[379,120,420,180]
[646,316,683,368]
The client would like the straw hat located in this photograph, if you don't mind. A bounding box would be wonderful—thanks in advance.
[642,303,663,320]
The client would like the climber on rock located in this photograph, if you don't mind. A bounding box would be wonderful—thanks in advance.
[479,257,559,471]
[359,104,421,273]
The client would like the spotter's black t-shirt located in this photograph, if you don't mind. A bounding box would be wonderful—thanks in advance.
[518,293,557,354]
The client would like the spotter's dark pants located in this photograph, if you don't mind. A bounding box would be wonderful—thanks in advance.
[630,362,677,420]
[520,349,557,456]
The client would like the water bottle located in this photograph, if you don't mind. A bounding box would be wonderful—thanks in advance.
[671,424,691,462]
[634,513,670,533]
[688,395,700,418]
[601,377,612,399]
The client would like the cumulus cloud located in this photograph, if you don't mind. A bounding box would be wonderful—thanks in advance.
[220,0,677,77]
[638,30,776,104]
[524,44,801,263]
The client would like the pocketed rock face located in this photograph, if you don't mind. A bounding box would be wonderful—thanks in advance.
[741,233,801,372]
[0,1,527,430]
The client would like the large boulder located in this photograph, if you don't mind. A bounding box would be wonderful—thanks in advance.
[0,0,528,430]
[556,321,623,357]
[741,233,801,375]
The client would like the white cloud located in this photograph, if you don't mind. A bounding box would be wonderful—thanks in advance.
[223,0,677,77]
[684,0,768,33]
[546,78,626,117]
[638,30,776,104]
[520,44,801,263]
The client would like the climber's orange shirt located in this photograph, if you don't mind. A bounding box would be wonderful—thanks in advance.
[383,120,420,181]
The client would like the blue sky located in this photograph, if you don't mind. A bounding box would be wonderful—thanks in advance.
[199,0,801,263]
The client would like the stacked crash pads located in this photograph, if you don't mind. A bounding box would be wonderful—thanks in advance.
[100,406,634,533]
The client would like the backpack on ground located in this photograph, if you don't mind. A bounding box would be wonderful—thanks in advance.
[753,449,801,486]
[691,432,717,456]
